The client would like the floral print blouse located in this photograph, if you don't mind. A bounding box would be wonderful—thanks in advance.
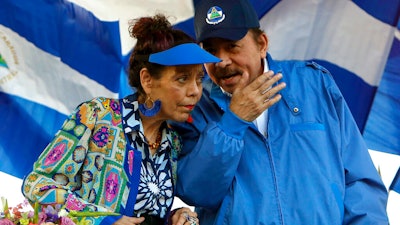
[21,94,182,225]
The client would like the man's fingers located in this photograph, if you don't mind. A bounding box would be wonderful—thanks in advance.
[233,71,250,94]
[264,93,282,105]
[260,72,283,95]
[245,70,275,92]
[229,70,285,122]
[261,81,286,100]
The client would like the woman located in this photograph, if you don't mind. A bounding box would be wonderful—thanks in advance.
[21,14,220,225]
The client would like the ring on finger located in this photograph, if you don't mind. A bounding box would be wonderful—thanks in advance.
[184,213,197,225]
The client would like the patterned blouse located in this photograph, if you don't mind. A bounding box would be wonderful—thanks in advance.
[21,94,182,225]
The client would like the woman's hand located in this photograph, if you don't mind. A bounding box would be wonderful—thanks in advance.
[170,207,199,225]
[113,215,145,225]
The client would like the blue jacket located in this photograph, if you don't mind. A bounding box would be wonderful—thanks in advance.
[171,54,389,224]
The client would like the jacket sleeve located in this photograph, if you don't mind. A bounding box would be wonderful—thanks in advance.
[173,103,251,209]
[330,78,389,224]
[21,100,121,225]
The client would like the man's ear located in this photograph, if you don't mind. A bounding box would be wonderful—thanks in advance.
[258,33,269,58]
[140,68,152,94]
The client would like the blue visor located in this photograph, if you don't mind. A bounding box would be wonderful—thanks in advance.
[149,43,221,66]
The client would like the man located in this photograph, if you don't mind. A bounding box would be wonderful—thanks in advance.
[171,0,389,224]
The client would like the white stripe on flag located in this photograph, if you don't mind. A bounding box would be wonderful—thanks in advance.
[68,0,196,55]
[0,25,117,115]
[261,0,393,86]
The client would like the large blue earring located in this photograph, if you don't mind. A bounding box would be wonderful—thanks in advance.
[139,96,161,117]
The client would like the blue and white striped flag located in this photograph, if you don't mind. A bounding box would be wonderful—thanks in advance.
[0,0,123,179]
[0,0,399,221]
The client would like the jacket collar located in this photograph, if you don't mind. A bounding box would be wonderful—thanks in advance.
[266,53,300,116]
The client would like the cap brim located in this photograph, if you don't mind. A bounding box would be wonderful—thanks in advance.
[149,43,221,66]
[197,27,248,42]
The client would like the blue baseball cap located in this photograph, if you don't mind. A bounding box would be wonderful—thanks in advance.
[194,0,260,42]
[148,43,221,66]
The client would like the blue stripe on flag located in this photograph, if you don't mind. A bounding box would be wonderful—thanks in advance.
[174,18,196,40]
[398,17,400,29]
[390,168,400,193]
[0,92,67,178]
[311,60,377,131]
[353,0,400,26]
[0,0,123,92]
[364,36,400,155]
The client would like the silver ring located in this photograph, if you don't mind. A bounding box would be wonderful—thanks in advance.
[184,213,197,225]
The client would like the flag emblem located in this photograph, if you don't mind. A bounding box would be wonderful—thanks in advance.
[206,6,225,25]
[0,53,8,69]
[0,31,19,84]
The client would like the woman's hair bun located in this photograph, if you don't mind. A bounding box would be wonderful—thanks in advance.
[129,14,172,41]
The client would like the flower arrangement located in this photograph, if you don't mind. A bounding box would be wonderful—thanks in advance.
[0,197,119,225]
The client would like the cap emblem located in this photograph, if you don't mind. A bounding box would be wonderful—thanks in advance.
[206,6,225,25]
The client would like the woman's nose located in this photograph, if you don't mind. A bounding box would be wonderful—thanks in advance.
[189,80,201,97]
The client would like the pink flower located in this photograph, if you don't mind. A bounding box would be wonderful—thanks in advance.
[0,218,15,225]
[38,211,47,225]
[59,217,75,225]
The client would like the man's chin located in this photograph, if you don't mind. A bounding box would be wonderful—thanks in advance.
[220,86,235,95]
[218,76,241,93]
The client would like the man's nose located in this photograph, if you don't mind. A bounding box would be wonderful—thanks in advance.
[214,51,231,67]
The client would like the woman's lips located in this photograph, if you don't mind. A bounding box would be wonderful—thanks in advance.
[185,105,194,110]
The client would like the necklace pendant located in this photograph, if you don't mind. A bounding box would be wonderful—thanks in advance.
[148,131,162,150]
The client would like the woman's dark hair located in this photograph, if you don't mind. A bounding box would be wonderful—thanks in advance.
[127,14,195,95]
